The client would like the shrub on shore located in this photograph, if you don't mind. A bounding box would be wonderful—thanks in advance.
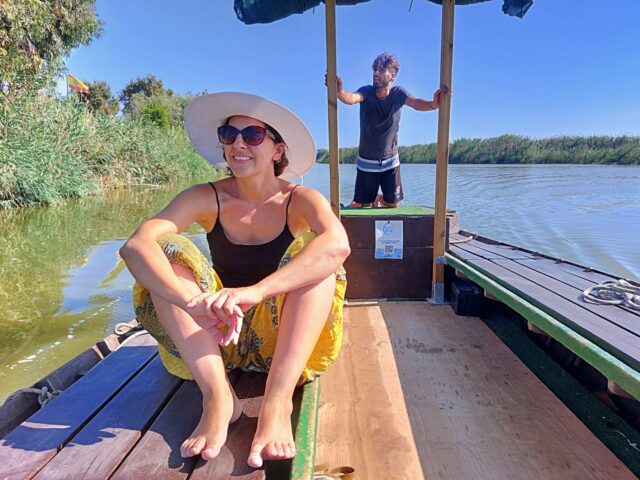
[0,92,217,207]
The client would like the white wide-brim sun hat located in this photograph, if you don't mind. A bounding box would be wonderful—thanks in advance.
[184,92,316,179]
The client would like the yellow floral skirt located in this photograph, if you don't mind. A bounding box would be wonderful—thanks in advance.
[133,232,347,384]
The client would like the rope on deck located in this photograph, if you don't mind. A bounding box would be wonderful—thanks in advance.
[5,386,61,408]
[583,279,640,310]
[114,321,149,347]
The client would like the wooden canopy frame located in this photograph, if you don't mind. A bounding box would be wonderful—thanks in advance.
[324,0,455,302]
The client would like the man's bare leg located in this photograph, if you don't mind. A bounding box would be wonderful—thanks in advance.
[247,274,336,468]
[150,263,242,461]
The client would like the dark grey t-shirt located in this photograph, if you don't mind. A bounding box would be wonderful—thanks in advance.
[356,85,410,160]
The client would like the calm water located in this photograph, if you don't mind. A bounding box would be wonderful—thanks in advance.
[0,164,638,401]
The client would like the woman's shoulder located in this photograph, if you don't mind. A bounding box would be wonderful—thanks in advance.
[289,184,330,211]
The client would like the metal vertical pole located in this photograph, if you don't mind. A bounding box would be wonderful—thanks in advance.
[324,0,340,217]
[431,0,455,304]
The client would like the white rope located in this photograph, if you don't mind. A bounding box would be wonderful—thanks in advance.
[450,234,475,245]
[583,279,640,310]
[114,322,148,347]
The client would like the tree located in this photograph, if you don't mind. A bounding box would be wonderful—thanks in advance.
[139,99,172,129]
[0,0,102,90]
[82,80,119,116]
[119,75,171,112]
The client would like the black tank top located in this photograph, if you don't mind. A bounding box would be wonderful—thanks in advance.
[206,183,296,288]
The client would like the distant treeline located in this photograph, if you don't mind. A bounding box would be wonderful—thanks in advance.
[316,135,640,165]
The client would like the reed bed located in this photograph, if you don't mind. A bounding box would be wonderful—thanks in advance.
[0,93,216,207]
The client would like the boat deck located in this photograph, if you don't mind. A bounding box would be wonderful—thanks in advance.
[0,302,635,479]
[448,233,640,398]
[318,301,634,479]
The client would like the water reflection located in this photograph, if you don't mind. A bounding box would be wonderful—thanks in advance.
[0,179,207,400]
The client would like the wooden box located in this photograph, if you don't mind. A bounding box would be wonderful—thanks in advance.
[340,206,442,300]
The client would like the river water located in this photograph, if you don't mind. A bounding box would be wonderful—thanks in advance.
[0,164,638,401]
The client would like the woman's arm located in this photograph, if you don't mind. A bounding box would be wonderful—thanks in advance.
[119,183,215,309]
[257,187,350,297]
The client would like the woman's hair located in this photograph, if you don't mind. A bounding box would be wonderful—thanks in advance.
[372,52,400,74]
[222,117,289,177]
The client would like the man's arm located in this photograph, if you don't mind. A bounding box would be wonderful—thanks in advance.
[405,89,441,111]
[325,73,363,105]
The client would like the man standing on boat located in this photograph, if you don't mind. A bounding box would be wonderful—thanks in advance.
[330,53,440,207]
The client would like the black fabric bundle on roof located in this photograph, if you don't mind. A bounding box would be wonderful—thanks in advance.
[234,0,533,25]
[427,0,533,18]
[234,0,372,25]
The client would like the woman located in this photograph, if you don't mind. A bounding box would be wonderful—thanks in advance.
[120,92,349,468]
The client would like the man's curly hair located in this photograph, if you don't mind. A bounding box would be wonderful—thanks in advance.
[372,53,400,74]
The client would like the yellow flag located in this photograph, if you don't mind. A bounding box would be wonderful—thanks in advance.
[67,73,89,93]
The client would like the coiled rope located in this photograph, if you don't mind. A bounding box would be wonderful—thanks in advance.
[582,279,640,310]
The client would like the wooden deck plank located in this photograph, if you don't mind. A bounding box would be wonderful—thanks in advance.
[32,355,181,480]
[0,337,157,480]
[452,241,639,318]
[316,303,425,479]
[189,372,267,480]
[450,244,640,361]
[109,380,199,480]
[458,236,620,285]
[380,301,635,480]
[111,370,241,480]
[489,257,640,334]
[458,255,640,370]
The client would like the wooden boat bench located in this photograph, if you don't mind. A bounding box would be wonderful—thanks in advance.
[447,232,640,403]
[0,333,320,480]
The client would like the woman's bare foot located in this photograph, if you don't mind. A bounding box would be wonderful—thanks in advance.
[181,386,243,460]
[247,397,295,468]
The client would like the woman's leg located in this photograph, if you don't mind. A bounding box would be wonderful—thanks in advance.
[247,273,336,468]
[150,263,242,461]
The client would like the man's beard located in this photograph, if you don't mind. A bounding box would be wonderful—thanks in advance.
[373,78,390,88]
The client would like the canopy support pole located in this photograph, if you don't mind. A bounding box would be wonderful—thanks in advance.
[431,0,455,304]
[324,0,340,217]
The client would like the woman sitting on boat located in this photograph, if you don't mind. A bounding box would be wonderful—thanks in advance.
[119,92,349,468]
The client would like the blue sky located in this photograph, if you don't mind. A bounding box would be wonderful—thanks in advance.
[65,0,640,149]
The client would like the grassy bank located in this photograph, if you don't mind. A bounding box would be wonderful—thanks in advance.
[0,93,217,207]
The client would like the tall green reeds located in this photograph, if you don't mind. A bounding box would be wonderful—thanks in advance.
[0,92,217,207]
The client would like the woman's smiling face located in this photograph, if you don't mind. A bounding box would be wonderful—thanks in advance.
[222,115,285,178]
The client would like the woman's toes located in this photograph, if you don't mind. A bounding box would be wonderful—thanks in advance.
[201,443,222,461]
[247,443,265,468]
[283,442,295,459]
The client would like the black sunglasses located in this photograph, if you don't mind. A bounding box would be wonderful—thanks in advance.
[217,125,277,146]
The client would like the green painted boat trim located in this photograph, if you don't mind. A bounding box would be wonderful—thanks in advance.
[340,205,434,216]
[265,378,320,479]
[290,378,320,479]
[446,253,640,400]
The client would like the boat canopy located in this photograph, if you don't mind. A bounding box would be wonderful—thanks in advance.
[234,0,533,25]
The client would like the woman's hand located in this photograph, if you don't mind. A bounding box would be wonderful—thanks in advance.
[185,285,264,346]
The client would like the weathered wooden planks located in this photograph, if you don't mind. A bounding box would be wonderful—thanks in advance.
[450,241,640,371]
[380,301,636,480]
[316,302,425,479]
[0,335,157,479]
[110,380,200,480]
[33,355,181,479]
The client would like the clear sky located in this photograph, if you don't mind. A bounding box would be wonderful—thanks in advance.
[65,0,640,149]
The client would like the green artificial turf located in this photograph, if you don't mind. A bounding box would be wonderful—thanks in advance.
[340,205,434,216]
